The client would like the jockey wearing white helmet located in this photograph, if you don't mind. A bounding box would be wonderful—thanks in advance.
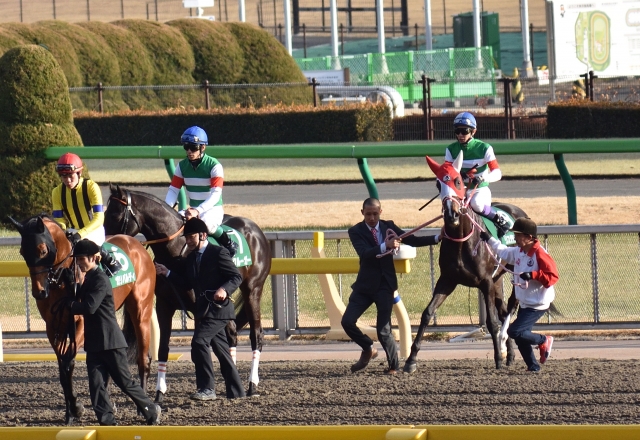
[444,112,510,237]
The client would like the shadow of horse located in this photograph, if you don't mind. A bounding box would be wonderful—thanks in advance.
[104,185,271,399]
[404,154,527,373]
[9,214,156,424]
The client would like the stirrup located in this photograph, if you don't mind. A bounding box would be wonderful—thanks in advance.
[224,241,238,258]
[103,261,122,277]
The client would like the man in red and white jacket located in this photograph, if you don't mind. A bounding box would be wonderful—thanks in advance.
[481,217,559,372]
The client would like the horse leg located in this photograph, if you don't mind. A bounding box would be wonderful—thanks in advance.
[480,280,505,369]
[503,287,519,366]
[154,299,176,404]
[240,286,264,397]
[57,358,84,425]
[225,319,238,365]
[403,278,455,374]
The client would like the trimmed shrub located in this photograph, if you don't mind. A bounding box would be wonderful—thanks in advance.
[78,21,161,111]
[0,27,25,57]
[73,103,393,146]
[547,101,640,138]
[0,45,83,222]
[222,22,307,84]
[37,21,128,112]
[0,45,74,127]
[167,19,244,85]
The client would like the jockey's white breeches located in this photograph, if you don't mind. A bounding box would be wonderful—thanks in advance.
[199,205,225,234]
[85,227,106,247]
[466,186,492,213]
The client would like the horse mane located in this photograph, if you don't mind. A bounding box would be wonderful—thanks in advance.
[126,189,183,223]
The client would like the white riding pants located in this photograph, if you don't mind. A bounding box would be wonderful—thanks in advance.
[466,186,492,214]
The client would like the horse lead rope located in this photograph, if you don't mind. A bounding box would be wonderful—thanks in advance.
[376,214,444,258]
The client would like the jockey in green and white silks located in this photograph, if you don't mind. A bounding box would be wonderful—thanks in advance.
[444,112,510,237]
[165,126,238,257]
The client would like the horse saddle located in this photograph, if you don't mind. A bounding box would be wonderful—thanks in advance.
[480,208,517,246]
[102,244,137,288]
[207,225,252,268]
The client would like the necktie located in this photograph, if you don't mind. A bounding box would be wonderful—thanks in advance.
[195,252,202,274]
[371,227,379,245]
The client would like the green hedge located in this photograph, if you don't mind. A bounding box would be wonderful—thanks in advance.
[0,45,83,222]
[547,101,640,138]
[74,104,393,145]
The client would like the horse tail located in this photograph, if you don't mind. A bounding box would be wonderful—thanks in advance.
[549,302,564,318]
[121,307,139,365]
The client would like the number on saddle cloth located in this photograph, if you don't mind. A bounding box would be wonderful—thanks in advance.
[207,225,253,268]
[101,244,137,288]
[480,209,517,246]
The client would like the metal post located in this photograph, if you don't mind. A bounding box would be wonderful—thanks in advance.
[97,82,103,113]
[310,77,318,107]
[273,0,277,35]
[427,77,435,140]
[414,23,418,51]
[500,79,510,139]
[86,0,90,21]
[421,75,428,140]
[271,240,288,340]
[424,0,433,50]
[391,0,395,37]
[283,0,293,54]
[121,0,125,19]
[442,0,446,34]
[146,3,149,20]
[588,70,598,101]
[357,158,379,199]
[580,71,590,101]
[303,23,307,58]
[553,153,577,225]
[20,0,23,22]
[590,234,599,323]
[340,23,344,56]
[529,23,534,69]
[155,0,158,21]
[278,23,283,44]
[53,0,56,19]
[203,80,210,110]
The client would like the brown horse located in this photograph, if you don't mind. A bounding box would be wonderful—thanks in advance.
[10,214,156,425]
[104,185,272,400]
[403,153,527,373]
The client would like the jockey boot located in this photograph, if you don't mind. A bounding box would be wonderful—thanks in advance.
[492,212,511,238]
[100,247,122,277]
[216,231,238,258]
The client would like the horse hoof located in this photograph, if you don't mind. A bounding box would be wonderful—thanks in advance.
[154,391,164,404]
[246,382,260,397]
[495,361,503,370]
[403,362,417,374]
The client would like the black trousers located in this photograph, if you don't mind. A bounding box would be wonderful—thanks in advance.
[341,281,398,370]
[86,348,156,426]
[191,317,246,398]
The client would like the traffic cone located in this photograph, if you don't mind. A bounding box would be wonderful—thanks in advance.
[572,78,586,99]
[511,67,524,103]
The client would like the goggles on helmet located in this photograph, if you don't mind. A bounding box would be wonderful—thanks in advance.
[183,142,201,152]
[56,164,81,174]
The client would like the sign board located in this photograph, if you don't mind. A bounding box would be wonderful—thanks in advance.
[303,69,347,84]
[183,0,214,7]
[548,0,640,78]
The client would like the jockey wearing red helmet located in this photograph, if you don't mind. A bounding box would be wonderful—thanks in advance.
[51,152,122,276]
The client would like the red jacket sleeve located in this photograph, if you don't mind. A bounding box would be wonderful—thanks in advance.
[532,248,559,288]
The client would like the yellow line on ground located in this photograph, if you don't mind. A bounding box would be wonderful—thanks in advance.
[2,353,183,362]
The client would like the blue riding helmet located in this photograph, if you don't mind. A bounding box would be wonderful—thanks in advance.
[453,112,477,129]
[181,126,208,145]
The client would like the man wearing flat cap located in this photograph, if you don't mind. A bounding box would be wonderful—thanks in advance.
[67,239,160,426]
[480,217,559,372]
[155,218,245,400]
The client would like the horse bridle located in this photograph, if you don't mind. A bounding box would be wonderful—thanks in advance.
[441,196,477,242]
[109,189,185,246]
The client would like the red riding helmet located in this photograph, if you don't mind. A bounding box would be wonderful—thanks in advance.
[56,153,83,175]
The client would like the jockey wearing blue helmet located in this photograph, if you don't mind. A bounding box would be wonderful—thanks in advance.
[165,126,238,257]
[444,112,509,237]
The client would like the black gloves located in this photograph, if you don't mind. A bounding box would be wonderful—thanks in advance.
[470,175,484,186]
[65,230,81,245]
[519,272,533,281]
[479,230,491,242]
[63,296,75,310]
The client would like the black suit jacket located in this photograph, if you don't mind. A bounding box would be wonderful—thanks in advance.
[168,243,243,320]
[349,220,438,293]
[69,267,127,352]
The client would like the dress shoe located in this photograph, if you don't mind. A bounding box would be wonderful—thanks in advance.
[350,347,378,373]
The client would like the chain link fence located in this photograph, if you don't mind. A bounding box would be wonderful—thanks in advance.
[2,226,640,336]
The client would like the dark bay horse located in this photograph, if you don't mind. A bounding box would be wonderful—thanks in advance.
[403,153,527,373]
[103,185,272,399]
[10,214,156,424]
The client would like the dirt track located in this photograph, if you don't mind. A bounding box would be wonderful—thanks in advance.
[1,358,639,426]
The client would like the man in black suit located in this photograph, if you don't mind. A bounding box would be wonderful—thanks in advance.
[66,239,160,426]
[342,198,441,375]
[155,217,245,400]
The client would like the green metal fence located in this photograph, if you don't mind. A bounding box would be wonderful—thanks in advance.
[296,47,496,101]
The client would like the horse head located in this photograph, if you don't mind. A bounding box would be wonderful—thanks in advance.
[426,152,467,228]
[105,183,143,236]
[9,214,70,300]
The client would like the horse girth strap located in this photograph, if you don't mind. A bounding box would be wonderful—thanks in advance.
[141,225,184,246]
